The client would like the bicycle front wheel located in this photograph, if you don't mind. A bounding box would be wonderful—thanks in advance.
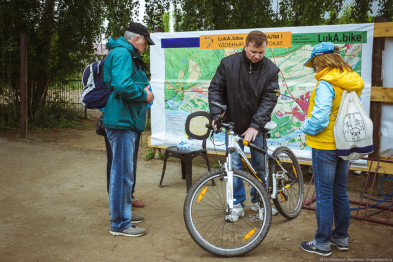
[270,146,304,219]
[184,169,271,257]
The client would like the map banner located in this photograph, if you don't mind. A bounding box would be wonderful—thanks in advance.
[149,24,374,166]
[200,32,291,49]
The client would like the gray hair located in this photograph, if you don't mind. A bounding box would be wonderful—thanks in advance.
[124,31,144,42]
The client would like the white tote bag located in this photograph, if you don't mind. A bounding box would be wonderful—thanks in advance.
[334,90,374,160]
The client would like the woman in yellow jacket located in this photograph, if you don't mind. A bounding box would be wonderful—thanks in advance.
[300,42,364,256]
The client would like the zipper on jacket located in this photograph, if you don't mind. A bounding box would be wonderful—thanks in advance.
[249,63,252,74]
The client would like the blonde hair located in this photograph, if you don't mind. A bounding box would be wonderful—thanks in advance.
[313,46,353,72]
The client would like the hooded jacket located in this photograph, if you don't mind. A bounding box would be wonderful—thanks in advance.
[208,50,280,134]
[102,37,149,132]
[301,67,364,150]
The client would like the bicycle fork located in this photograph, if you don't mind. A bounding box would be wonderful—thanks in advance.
[224,131,236,210]
[224,161,234,210]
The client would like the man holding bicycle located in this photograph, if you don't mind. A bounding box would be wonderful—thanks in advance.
[208,30,280,222]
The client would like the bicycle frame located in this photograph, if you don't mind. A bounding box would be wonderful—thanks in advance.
[224,125,289,204]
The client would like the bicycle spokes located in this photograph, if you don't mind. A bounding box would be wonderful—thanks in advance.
[184,170,272,256]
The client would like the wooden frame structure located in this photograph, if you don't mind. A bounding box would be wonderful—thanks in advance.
[370,21,393,175]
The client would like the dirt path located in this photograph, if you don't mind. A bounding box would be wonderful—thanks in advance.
[0,119,392,261]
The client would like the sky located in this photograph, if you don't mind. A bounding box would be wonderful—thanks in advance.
[136,0,146,23]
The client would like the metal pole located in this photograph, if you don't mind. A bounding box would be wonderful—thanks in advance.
[20,34,27,139]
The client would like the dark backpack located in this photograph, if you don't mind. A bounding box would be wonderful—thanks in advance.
[80,54,111,109]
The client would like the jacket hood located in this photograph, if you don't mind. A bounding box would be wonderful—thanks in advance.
[316,68,364,93]
[105,36,136,56]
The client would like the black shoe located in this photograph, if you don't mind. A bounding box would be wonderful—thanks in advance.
[300,241,332,256]
[331,240,349,251]
[131,214,143,224]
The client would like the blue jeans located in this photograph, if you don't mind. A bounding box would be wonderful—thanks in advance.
[312,148,350,251]
[105,132,141,195]
[226,132,265,205]
[105,128,139,232]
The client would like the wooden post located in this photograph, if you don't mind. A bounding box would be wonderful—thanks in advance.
[370,18,386,158]
[20,34,27,139]
[154,148,161,159]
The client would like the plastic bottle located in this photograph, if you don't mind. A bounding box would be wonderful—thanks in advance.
[177,139,190,151]
[188,139,201,151]
[177,138,200,151]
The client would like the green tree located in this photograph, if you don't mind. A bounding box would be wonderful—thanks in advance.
[166,0,392,31]
[337,3,357,24]
[175,0,274,31]
[144,0,172,31]
[104,0,139,39]
[0,0,140,120]
[277,0,345,26]
[377,0,393,21]
[0,0,105,118]
[351,0,374,23]
[231,0,274,29]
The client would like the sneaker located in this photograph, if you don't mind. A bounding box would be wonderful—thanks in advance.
[331,240,349,251]
[110,225,146,237]
[251,202,260,211]
[131,214,144,224]
[300,241,331,256]
[132,198,144,208]
[225,203,244,223]
[251,202,278,216]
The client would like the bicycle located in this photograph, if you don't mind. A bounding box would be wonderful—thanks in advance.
[183,102,304,257]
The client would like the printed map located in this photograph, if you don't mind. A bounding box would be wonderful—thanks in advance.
[163,42,362,152]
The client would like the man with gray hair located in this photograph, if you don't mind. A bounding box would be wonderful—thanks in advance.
[103,22,154,237]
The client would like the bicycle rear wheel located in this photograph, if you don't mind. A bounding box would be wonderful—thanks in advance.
[270,146,304,219]
[184,169,271,257]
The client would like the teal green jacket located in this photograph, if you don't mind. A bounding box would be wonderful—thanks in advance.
[102,36,149,132]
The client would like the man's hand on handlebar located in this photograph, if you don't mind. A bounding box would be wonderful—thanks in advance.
[209,102,226,133]
[211,119,222,133]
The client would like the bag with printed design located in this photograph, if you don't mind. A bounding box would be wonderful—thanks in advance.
[334,90,373,160]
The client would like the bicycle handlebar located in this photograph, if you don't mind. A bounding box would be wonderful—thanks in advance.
[210,101,227,112]
[208,101,231,133]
